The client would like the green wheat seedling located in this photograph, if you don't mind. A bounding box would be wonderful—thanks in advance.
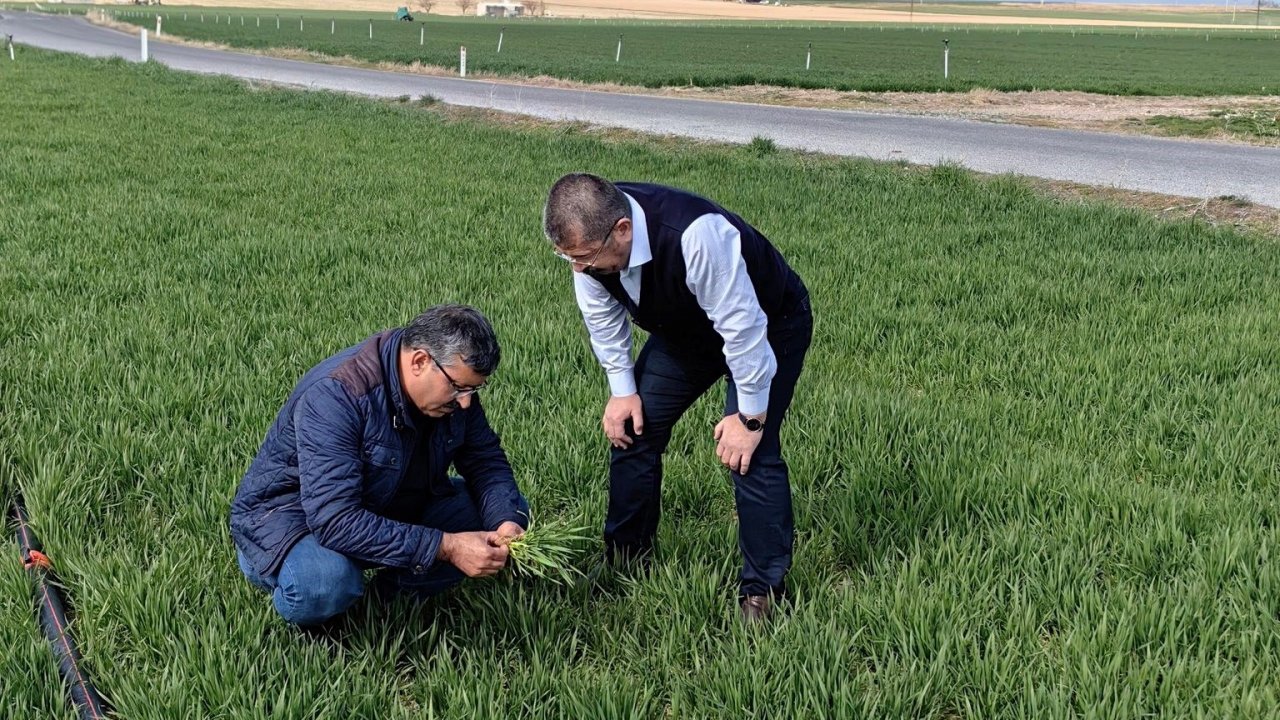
[5,50,1280,718]
[98,9,1280,96]
[500,515,593,586]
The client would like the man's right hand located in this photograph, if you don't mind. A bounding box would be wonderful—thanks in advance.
[603,394,644,449]
[436,531,509,578]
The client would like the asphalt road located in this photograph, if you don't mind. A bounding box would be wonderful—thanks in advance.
[4,11,1279,207]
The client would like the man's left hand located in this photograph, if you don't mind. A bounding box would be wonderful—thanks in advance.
[713,414,765,475]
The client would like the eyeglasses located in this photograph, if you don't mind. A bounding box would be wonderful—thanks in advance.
[553,221,616,268]
[432,355,485,398]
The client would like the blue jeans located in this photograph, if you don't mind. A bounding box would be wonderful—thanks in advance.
[236,479,527,626]
[605,296,813,598]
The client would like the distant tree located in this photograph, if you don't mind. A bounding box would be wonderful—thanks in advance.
[416,0,436,14]
[456,0,477,14]
[521,0,544,16]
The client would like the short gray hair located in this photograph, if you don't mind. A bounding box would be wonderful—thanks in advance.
[401,304,501,376]
[543,173,631,250]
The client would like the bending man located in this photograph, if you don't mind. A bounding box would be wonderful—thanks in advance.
[543,174,812,623]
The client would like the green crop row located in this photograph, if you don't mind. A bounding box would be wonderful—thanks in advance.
[2,50,1279,718]
[83,7,1280,95]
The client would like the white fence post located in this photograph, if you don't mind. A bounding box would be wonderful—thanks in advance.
[420,25,424,45]
[805,41,811,70]
[943,38,949,79]
[155,14,161,36]
[615,34,621,62]
[497,27,503,53]
[460,45,467,76]
[140,27,148,61]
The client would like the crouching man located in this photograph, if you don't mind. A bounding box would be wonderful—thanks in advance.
[231,304,528,626]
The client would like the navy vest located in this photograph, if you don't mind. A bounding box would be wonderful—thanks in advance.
[588,182,806,350]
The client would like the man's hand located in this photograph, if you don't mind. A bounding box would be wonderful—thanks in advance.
[494,521,524,542]
[436,531,510,578]
[603,394,645,449]
[713,413,765,475]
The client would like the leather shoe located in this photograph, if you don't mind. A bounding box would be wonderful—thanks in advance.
[739,594,772,624]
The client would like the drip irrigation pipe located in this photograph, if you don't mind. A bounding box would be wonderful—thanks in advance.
[12,499,109,719]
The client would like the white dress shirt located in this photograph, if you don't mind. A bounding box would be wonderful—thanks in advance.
[573,193,777,416]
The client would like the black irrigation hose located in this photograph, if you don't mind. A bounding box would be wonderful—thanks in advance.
[12,499,110,720]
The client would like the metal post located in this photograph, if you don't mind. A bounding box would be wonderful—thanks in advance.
[497,27,504,53]
[943,38,949,79]
[369,20,373,39]
[615,34,622,62]
[805,41,811,70]
[300,17,303,31]
[460,45,467,76]
[331,19,335,34]
[420,25,424,45]
[276,15,280,30]
[7,35,14,62]
[155,14,161,36]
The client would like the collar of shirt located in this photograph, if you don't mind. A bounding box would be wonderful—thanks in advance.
[623,193,652,271]
[620,193,651,304]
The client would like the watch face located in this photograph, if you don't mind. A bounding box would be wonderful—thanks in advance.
[741,415,763,432]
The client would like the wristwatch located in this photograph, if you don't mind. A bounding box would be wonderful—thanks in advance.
[738,412,764,432]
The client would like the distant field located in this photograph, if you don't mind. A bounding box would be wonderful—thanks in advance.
[89,6,1280,95]
[837,2,1280,27]
[13,0,1278,24]
[4,48,1280,720]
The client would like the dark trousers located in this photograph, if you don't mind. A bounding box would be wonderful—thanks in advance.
[605,297,812,597]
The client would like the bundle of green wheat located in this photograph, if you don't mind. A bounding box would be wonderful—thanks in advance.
[500,517,593,585]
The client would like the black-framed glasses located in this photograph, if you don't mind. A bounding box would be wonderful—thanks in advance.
[432,355,485,398]
[553,220,616,268]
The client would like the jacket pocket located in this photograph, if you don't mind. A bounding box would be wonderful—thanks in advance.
[364,442,403,497]
[366,443,400,469]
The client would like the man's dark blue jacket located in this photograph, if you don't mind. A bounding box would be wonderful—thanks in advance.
[231,328,526,577]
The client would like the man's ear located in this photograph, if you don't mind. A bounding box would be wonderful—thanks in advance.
[410,349,430,376]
